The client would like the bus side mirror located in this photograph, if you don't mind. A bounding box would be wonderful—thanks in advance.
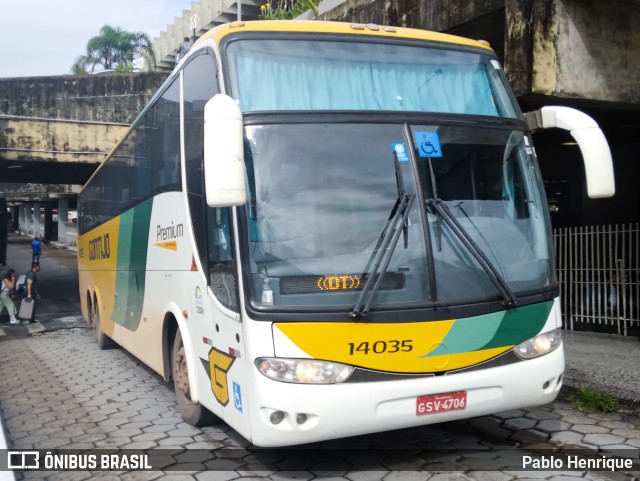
[524,106,615,199]
[203,94,247,207]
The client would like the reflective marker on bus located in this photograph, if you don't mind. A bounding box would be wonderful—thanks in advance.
[77,20,615,447]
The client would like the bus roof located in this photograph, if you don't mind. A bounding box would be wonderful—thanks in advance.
[197,20,493,52]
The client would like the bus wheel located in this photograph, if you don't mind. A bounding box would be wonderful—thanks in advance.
[172,329,214,426]
[92,302,116,350]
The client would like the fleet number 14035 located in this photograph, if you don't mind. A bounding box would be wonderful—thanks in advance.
[348,340,413,355]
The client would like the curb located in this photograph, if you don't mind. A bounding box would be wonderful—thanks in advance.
[559,383,640,418]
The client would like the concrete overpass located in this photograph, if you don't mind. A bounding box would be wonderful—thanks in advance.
[151,0,262,71]
[0,72,167,244]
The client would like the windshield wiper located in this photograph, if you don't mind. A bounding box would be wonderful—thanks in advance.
[350,194,415,319]
[426,198,517,307]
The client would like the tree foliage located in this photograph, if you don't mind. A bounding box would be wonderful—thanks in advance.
[71,24,155,75]
[259,0,319,19]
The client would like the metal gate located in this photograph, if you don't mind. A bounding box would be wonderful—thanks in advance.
[554,223,640,336]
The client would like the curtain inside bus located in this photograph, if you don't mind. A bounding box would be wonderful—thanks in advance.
[227,39,510,116]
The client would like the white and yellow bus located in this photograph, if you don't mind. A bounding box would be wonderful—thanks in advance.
[77,20,615,447]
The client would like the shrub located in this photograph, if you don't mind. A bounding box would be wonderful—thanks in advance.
[573,386,619,414]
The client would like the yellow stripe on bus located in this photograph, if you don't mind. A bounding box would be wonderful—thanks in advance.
[202,20,493,52]
[275,321,513,373]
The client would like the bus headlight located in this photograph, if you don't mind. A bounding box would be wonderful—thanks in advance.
[514,329,562,359]
[256,358,354,384]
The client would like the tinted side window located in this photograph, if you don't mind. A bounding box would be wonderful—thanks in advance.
[184,53,218,272]
[79,77,181,234]
[183,52,237,310]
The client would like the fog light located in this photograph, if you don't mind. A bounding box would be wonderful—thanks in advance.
[296,413,307,425]
[270,410,285,424]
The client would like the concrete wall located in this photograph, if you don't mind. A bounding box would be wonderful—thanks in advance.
[0,117,128,164]
[0,72,167,190]
[553,0,640,103]
[316,0,640,104]
[0,72,167,123]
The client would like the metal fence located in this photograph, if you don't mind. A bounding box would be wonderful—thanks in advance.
[554,223,640,336]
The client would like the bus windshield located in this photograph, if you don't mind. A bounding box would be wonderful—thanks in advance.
[227,36,554,312]
[243,121,555,310]
[226,38,517,117]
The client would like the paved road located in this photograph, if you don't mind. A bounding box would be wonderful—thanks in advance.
[0,234,639,480]
[0,234,83,332]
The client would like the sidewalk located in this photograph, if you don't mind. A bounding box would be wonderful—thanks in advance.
[563,329,640,407]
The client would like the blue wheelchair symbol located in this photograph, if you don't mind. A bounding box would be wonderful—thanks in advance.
[233,382,243,413]
[416,132,442,158]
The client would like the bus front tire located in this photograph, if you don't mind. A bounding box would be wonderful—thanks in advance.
[92,303,116,350]
[172,330,215,426]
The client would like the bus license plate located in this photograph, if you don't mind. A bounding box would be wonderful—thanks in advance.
[416,391,467,416]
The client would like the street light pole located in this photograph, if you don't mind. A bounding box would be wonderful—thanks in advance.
[237,0,242,21]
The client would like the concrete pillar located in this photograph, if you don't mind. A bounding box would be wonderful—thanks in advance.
[12,206,19,232]
[58,199,68,244]
[0,197,6,266]
[32,202,41,238]
[18,206,26,235]
[25,205,33,235]
[44,201,54,243]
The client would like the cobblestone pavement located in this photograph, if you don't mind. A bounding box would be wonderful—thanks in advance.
[0,326,638,481]
[1,234,639,480]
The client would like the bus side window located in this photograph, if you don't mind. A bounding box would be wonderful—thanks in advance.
[208,206,238,310]
[183,51,238,311]
[210,208,232,262]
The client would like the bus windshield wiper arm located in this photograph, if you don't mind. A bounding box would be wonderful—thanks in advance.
[350,194,415,319]
[426,199,517,307]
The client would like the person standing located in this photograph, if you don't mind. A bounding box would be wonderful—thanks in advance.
[175,37,191,64]
[24,262,41,323]
[1,268,19,324]
[31,236,42,264]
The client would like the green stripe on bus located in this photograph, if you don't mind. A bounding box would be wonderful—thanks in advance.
[480,300,553,350]
[112,199,153,331]
[423,301,553,357]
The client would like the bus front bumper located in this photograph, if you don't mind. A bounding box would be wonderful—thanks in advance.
[247,345,564,447]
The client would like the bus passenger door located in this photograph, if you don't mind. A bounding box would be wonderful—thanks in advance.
[201,207,249,436]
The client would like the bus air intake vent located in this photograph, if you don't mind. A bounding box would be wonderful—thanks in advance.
[280,273,405,295]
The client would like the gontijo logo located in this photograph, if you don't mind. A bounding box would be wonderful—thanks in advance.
[89,233,110,260]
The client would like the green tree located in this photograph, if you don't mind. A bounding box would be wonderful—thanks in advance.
[71,24,155,74]
[259,0,319,19]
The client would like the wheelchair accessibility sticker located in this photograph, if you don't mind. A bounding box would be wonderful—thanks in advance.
[233,382,243,413]
[416,132,442,158]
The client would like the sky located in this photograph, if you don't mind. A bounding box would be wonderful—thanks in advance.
[1,0,194,78]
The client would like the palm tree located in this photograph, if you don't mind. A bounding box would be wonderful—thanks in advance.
[72,25,156,74]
